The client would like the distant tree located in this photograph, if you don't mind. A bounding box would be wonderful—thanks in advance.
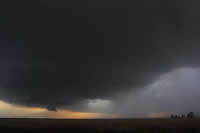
[181,115,185,118]
[171,114,187,119]
[174,115,179,118]
[187,112,194,119]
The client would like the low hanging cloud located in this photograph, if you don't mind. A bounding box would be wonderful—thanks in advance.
[0,0,200,113]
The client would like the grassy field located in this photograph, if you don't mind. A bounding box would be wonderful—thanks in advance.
[0,118,200,133]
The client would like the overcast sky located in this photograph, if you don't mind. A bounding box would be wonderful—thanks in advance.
[0,0,200,118]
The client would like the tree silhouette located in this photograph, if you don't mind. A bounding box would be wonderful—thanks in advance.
[170,114,174,119]
[187,112,194,119]
[181,115,185,118]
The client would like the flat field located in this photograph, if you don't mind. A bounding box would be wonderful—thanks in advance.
[0,118,200,133]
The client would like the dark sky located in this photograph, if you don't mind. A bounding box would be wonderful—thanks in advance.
[0,0,200,115]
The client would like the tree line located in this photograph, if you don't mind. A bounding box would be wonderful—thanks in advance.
[170,112,196,119]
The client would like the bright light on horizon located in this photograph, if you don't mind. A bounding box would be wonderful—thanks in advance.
[0,100,118,119]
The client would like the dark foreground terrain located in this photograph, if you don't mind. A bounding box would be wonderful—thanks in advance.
[0,118,200,133]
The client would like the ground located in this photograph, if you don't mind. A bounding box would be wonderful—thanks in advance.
[0,118,200,133]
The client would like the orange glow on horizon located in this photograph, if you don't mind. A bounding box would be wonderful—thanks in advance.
[48,109,118,119]
[148,112,168,118]
[0,100,118,119]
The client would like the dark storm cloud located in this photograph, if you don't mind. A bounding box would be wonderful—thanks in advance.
[0,0,200,110]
